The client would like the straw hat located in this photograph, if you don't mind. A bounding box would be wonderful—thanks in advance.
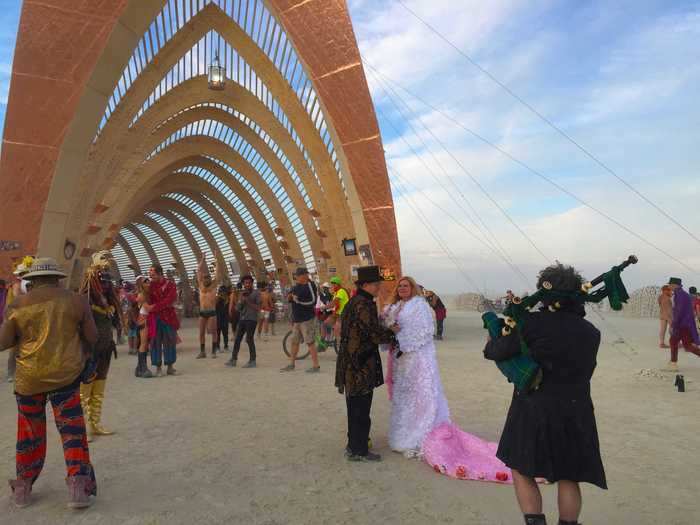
[23,258,68,280]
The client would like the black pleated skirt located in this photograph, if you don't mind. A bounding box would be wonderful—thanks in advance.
[496,388,607,489]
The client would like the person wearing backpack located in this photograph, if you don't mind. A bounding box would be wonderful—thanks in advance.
[281,268,320,373]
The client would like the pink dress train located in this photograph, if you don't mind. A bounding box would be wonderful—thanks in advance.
[423,423,511,483]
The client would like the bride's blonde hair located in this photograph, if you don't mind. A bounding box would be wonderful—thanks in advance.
[390,276,421,304]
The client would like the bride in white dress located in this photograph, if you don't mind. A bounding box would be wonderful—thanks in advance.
[383,277,450,457]
[382,276,513,483]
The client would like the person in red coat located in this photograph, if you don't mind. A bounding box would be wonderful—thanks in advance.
[425,290,447,340]
[144,265,180,376]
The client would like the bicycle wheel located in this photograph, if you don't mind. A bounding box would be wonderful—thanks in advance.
[282,330,310,360]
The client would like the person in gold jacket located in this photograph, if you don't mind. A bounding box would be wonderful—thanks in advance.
[0,258,98,509]
[79,251,124,440]
[4,257,32,383]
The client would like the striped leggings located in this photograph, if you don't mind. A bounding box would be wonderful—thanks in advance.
[16,383,96,492]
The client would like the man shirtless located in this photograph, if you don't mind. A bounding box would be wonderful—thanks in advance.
[257,282,274,341]
[197,254,220,359]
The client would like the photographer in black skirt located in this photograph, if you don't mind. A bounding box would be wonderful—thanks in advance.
[484,263,606,525]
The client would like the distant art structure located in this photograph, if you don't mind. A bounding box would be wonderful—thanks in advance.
[455,293,486,311]
[624,286,662,318]
[457,285,664,320]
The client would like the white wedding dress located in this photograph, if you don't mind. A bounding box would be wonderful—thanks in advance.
[385,296,450,454]
[384,296,513,483]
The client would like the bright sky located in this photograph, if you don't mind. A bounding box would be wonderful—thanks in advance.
[348,0,700,295]
[1,1,698,296]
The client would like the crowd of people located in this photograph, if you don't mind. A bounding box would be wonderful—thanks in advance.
[0,251,634,525]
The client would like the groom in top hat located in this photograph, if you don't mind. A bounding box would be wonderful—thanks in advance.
[335,266,397,462]
[666,277,700,371]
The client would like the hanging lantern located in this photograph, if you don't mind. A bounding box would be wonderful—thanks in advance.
[208,52,226,91]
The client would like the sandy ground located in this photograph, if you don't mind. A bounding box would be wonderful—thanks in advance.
[0,310,699,525]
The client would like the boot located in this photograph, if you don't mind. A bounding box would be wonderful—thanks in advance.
[525,515,547,525]
[88,380,114,436]
[136,352,153,378]
[196,343,206,359]
[8,479,32,508]
[66,475,93,509]
[80,382,94,441]
[212,342,219,359]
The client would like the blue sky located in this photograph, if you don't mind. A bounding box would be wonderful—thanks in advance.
[0,0,20,127]
[0,1,698,294]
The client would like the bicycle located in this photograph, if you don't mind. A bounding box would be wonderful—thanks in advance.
[282,326,338,360]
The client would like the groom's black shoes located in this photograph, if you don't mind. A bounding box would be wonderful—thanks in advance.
[346,451,382,462]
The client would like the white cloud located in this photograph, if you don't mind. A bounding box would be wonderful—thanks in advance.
[348,1,700,295]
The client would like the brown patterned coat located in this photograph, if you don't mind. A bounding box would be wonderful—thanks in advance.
[335,288,395,396]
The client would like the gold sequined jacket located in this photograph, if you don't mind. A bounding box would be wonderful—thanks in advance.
[0,285,98,395]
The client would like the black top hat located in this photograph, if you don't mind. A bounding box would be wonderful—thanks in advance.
[668,277,682,286]
[355,265,383,285]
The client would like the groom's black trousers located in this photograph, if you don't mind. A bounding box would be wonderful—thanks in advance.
[346,390,373,456]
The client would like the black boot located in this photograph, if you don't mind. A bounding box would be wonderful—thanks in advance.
[212,342,219,359]
[525,515,547,525]
[137,352,153,378]
[196,343,206,359]
[135,352,144,378]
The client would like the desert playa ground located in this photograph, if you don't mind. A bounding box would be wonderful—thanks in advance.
[1,310,698,524]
